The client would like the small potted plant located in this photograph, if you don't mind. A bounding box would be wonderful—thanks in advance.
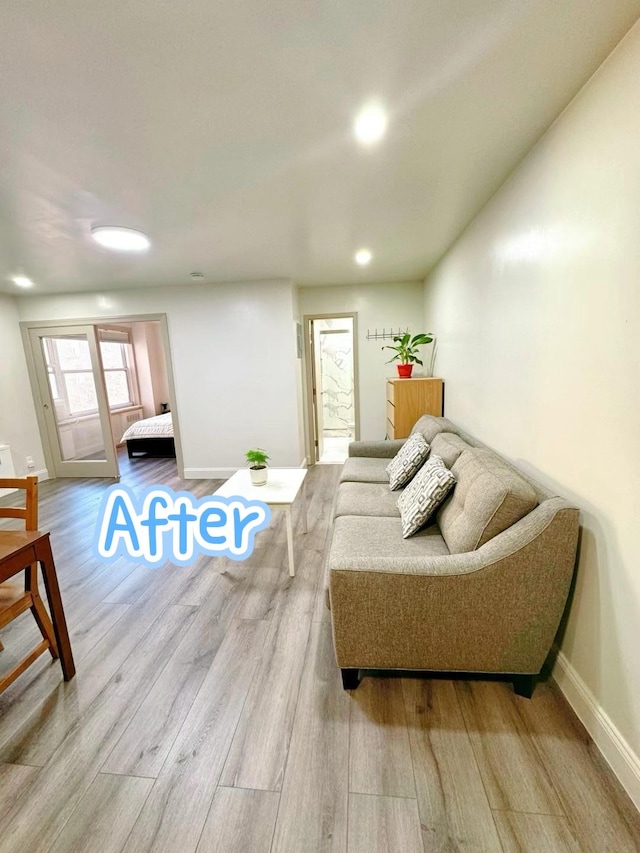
[383,332,434,378]
[246,448,269,486]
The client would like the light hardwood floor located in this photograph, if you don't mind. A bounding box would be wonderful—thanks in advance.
[0,456,639,852]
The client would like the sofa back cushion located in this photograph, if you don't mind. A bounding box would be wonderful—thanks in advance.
[437,448,538,553]
[411,415,459,444]
[430,433,470,469]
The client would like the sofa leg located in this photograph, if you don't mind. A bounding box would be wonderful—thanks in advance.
[341,668,361,690]
[513,674,537,698]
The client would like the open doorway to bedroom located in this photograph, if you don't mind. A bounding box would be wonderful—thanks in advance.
[304,313,359,465]
[22,314,180,480]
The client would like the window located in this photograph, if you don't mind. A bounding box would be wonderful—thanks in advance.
[42,328,139,420]
[98,328,138,410]
[100,340,135,409]
[43,337,99,417]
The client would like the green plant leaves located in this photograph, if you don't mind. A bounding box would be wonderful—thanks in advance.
[381,332,433,364]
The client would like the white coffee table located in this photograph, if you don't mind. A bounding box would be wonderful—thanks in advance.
[214,467,308,576]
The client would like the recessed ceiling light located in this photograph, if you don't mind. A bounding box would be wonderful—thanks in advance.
[11,275,34,288]
[90,226,151,252]
[190,272,204,280]
[355,249,372,266]
[354,103,387,145]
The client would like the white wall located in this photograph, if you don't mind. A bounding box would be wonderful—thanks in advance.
[145,321,171,412]
[17,280,303,476]
[424,22,640,805]
[299,282,427,441]
[0,295,47,478]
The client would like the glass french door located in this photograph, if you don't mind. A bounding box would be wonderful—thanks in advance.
[29,325,119,478]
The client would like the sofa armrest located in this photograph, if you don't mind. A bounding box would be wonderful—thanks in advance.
[348,439,405,458]
[329,498,579,674]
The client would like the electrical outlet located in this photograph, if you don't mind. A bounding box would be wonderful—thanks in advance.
[26,456,35,470]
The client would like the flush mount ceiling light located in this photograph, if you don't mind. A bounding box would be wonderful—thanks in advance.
[353,103,387,145]
[11,274,34,288]
[90,226,151,252]
[355,248,372,266]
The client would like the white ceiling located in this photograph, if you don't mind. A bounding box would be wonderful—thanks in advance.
[1,1,639,295]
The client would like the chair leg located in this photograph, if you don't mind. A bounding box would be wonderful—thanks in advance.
[341,668,361,690]
[25,566,58,660]
[513,674,537,698]
[0,639,4,652]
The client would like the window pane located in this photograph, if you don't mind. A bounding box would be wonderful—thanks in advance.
[56,338,92,370]
[48,372,60,400]
[100,341,126,369]
[104,370,131,407]
[64,373,99,414]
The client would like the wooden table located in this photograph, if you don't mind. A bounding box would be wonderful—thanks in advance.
[0,530,76,682]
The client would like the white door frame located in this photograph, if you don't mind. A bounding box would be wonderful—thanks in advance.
[28,325,119,478]
[302,312,360,464]
[20,313,184,479]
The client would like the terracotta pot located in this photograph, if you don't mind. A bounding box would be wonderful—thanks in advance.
[397,363,413,378]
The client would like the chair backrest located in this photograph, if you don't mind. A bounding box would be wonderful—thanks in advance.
[0,477,38,531]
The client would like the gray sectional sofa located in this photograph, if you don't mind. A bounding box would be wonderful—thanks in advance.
[325,415,580,697]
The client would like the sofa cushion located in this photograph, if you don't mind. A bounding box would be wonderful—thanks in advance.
[437,448,538,554]
[430,433,471,469]
[386,432,430,490]
[397,456,457,538]
[329,516,450,571]
[411,415,459,444]
[340,457,390,484]
[334,482,401,519]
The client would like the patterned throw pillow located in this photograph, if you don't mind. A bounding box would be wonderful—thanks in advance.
[397,455,456,538]
[386,432,430,490]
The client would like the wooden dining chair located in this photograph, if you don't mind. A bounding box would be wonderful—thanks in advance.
[0,477,59,692]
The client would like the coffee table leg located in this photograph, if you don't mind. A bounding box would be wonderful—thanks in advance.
[300,482,308,534]
[285,506,295,577]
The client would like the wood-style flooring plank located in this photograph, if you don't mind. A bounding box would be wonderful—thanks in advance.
[402,678,502,851]
[68,601,130,662]
[347,793,423,853]
[271,621,350,853]
[220,611,311,791]
[349,677,416,799]
[517,682,640,852]
[1,565,200,767]
[0,605,197,853]
[102,575,243,778]
[48,773,154,853]
[455,680,564,815]
[493,810,580,852]
[195,786,279,853]
[0,763,40,823]
[122,618,269,853]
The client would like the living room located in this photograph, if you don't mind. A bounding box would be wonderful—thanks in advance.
[1,3,640,851]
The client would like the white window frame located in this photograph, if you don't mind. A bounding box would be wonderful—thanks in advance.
[98,326,140,411]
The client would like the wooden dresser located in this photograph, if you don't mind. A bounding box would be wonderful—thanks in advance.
[386,377,443,439]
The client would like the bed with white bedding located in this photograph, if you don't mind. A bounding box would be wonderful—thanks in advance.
[121,412,176,458]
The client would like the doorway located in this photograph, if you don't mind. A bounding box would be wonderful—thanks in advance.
[305,314,359,464]
[29,325,119,478]
[23,315,179,479]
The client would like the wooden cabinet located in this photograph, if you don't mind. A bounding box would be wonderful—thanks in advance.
[386,377,443,438]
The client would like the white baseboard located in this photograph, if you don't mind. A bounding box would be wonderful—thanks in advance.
[183,467,238,479]
[33,468,49,481]
[552,651,640,811]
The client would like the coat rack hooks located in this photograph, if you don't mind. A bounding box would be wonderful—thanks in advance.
[365,327,409,341]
